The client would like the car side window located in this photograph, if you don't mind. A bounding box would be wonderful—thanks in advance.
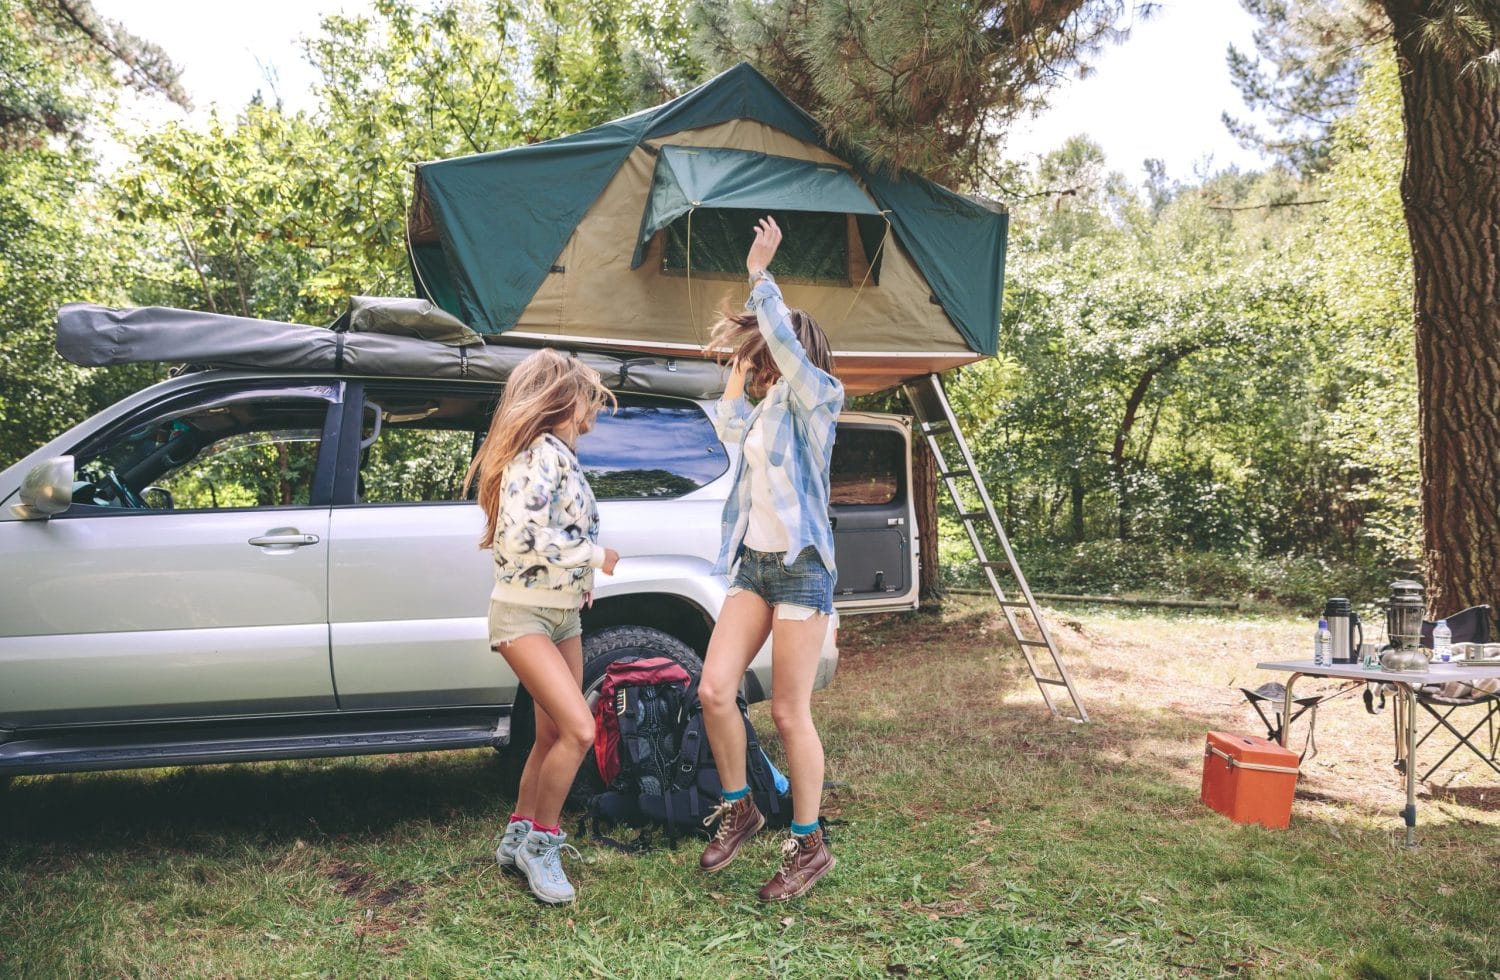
[71,386,338,511]
[830,426,904,506]
[576,396,728,499]
[351,388,727,504]
[355,388,492,504]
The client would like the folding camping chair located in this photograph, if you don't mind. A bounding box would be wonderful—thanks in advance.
[1240,680,1362,762]
[1411,605,1499,781]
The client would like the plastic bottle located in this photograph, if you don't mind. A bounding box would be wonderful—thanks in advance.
[1315,619,1332,667]
[1433,619,1452,663]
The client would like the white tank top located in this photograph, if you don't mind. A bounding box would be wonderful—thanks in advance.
[741,414,789,552]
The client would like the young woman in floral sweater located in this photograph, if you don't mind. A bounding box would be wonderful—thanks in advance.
[463,348,619,905]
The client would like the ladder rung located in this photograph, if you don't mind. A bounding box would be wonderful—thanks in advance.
[978,560,1012,569]
[920,421,951,434]
[1035,678,1069,687]
[939,468,971,479]
[1017,639,1052,648]
[959,511,989,522]
[997,600,1032,609]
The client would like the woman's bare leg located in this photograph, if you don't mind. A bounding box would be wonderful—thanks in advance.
[497,633,588,827]
[514,695,557,820]
[699,591,773,792]
[770,612,829,827]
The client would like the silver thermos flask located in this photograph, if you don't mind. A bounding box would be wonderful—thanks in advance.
[1323,597,1363,664]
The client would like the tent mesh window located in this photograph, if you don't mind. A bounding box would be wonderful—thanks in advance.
[660,208,864,285]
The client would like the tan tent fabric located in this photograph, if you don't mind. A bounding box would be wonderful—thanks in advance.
[510,119,979,392]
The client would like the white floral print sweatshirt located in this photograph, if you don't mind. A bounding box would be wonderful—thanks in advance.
[490,432,606,608]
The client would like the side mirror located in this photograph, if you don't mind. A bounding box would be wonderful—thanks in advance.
[141,485,174,510]
[12,456,74,520]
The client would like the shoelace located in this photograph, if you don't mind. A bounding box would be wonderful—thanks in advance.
[765,835,801,882]
[537,840,581,885]
[703,800,736,841]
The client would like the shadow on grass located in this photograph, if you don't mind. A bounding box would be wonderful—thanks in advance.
[1,750,513,858]
[1427,784,1500,811]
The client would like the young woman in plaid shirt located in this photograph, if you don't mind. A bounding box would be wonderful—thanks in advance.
[696,217,844,901]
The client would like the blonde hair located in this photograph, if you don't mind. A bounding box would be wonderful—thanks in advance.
[464,348,615,548]
[708,306,835,400]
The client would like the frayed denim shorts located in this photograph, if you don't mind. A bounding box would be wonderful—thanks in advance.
[728,546,836,619]
[488,600,582,648]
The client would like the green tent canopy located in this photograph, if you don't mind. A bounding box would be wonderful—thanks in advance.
[408,62,1007,393]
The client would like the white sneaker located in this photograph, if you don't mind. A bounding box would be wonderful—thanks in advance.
[495,818,532,870]
[515,828,579,904]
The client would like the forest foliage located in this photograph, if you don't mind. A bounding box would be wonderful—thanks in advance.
[0,0,1417,604]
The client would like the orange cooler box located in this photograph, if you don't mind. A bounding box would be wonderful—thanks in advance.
[1200,731,1300,829]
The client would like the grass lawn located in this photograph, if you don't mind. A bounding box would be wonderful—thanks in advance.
[2,598,1498,977]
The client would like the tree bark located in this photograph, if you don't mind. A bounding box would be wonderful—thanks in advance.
[1382,4,1500,622]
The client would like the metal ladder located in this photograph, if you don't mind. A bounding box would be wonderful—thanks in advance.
[902,373,1089,723]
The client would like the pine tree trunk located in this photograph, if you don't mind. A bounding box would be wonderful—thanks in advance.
[1383,5,1500,622]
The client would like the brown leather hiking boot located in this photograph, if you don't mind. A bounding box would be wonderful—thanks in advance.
[758,827,835,902]
[698,796,765,873]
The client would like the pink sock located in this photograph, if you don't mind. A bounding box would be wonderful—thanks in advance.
[509,812,532,825]
[533,821,562,835]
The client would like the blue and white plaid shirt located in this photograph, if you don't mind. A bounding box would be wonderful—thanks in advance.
[711,275,845,577]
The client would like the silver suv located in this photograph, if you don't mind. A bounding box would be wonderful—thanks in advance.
[0,368,918,780]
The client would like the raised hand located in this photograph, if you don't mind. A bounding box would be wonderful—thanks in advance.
[746,215,782,279]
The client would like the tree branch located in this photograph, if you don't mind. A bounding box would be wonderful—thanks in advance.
[1206,198,1329,212]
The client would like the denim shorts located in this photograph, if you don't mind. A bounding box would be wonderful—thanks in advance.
[488,600,582,648]
[728,546,835,618]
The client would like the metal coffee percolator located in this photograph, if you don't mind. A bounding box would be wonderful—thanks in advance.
[1385,580,1425,649]
[1323,597,1363,664]
[1379,579,1429,672]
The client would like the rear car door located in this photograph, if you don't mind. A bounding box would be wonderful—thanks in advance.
[0,381,341,727]
[326,381,502,710]
[829,413,919,612]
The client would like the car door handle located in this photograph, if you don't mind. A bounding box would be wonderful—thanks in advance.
[248,529,320,548]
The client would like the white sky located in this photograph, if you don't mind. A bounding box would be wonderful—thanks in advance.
[92,0,1267,183]
[1005,0,1268,181]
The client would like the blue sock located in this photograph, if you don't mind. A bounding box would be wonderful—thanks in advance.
[722,785,749,802]
[791,819,819,836]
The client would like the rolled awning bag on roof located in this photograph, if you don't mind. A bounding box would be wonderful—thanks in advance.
[55,303,730,398]
[631,146,888,283]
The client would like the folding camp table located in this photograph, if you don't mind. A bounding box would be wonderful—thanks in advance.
[1256,659,1500,846]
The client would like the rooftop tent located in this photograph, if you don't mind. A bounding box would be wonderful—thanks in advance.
[408,62,1007,394]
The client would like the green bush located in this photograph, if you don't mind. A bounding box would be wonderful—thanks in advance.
[940,532,1404,616]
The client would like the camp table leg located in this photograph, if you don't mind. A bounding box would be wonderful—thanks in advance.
[1400,682,1419,848]
[1278,673,1305,748]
